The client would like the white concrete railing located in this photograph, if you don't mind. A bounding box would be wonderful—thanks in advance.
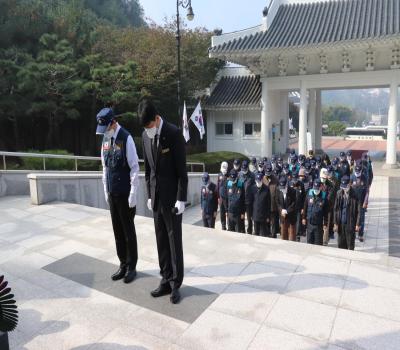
[0,151,205,173]
[27,172,218,217]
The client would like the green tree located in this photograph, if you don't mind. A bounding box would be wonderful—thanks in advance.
[327,121,346,136]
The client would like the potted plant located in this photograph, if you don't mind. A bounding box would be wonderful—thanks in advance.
[0,275,18,350]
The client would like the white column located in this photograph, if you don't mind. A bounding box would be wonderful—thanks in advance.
[315,89,322,151]
[280,91,289,153]
[386,79,399,167]
[298,80,308,155]
[308,89,316,150]
[261,78,271,157]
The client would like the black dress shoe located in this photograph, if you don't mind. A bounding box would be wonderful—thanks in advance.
[123,269,137,284]
[111,266,127,281]
[150,284,172,298]
[170,289,181,304]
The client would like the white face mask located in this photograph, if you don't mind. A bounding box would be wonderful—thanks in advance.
[249,164,256,172]
[145,126,157,139]
[320,177,326,183]
[221,168,227,175]
[314,189,321,195]
[234,165,240,171]
[258,166,263,172]
[256,180,263,188]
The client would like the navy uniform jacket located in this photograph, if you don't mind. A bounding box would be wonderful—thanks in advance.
[303,190,329,226]
[217,172,228,207]
[350,174,369,207]
[252,184,271,222]
[239,171,255,206]
[201,182,218,216]
[227,181,245,216]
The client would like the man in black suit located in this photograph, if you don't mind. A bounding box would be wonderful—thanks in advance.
[139,99,188,304]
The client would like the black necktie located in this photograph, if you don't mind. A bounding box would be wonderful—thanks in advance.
[111,136,114,146]
[152,134,158,162]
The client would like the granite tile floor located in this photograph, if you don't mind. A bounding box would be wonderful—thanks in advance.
[0,174,398,349]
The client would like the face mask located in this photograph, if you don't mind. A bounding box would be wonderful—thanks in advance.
[256,180,263,188]
[249,164,256,172]
[314,189,321,196]
[320,177,326,183]
[258,166,263,172]
[234,165,240,171]
[145,126,157,139]
[221,168,227,175]
[231,178,237,184]
[242,169,248,174]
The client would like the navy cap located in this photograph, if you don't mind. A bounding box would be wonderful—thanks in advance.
[230,169,238,179]
[202,172,210,183]
[346,150,352,156]
[251,157,257,165]
[233,159,241,166]
[315,156,321,163]
[290,149,296,155]
[277,156,283,162]
[313,179,322,189]
[271,155,277,162]
[340,175,350,188]
[326,165,334,174]
[96,108,115,134]
[264,163,272,176]
[304,161,311,170]
[310,159,316,167]
[241,160,249,169]
[279,176,287,188]
[255,172,264,182]
[340,151,346,157]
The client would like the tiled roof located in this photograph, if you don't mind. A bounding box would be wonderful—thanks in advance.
[205,75,261,110]
[210,0,400,54]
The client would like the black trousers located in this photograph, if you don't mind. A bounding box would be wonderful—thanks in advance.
[228,213,241,232]
[203,214,216,228]
[270,211,280,238]
[153,203,184,290]
[220,202,227,230]
[338,226,355,250]
[254,221,270,237]
[245,205,253,234]
[307,223,323,245]
[109,194,138,270]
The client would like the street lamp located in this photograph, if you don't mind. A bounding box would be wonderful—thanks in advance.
[176,0,194,124]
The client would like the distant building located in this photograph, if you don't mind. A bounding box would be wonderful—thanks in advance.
[205,0,400,167]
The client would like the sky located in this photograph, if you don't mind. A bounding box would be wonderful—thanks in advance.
[140,0,269,33]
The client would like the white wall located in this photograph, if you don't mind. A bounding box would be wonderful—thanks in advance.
[207,102,289,157]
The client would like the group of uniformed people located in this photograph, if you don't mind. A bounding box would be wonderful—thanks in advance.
[200,149,373,250]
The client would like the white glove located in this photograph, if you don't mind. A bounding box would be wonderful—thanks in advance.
[147,198,152,211]
[174,200,186,215]
[128,192,136,208]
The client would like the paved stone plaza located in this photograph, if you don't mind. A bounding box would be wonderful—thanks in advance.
[1,176,400,349]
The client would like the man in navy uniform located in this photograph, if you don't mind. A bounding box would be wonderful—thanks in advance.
[302,179,329,245]
[239,160,255,234]
[351,163,369,242]
[97,107,139,284]
[139,99,188,304]
[277,176,297,241]
[226,169,245,233]
[217,161,229,230]
[200,172,218,228]
[252,172,271,237]
[334,175,361,250]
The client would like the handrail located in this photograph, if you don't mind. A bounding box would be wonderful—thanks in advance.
[0,151,205,172]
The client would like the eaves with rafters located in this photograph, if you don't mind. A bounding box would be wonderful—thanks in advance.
[209,0,400,77]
